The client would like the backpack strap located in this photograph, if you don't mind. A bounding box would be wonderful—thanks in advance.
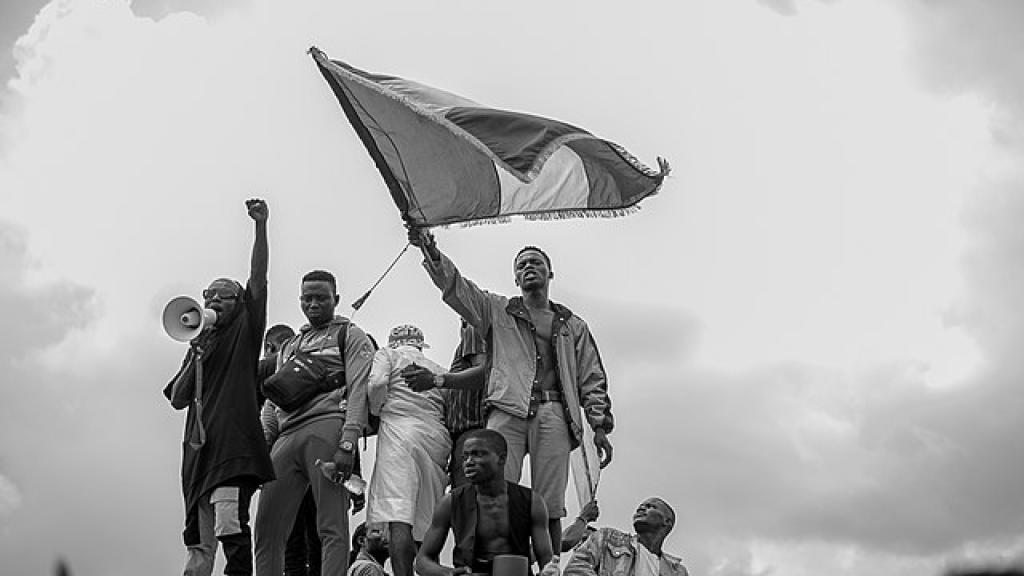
[335,319,349,366]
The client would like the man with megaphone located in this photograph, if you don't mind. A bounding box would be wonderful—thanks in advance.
[163,198,275,576]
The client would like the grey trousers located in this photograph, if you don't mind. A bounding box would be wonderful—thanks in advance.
[254,417,351,576]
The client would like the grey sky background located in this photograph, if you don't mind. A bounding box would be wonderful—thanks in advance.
[2,1,1024,575]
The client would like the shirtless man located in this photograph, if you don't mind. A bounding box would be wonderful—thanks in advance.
[415,429,554,576]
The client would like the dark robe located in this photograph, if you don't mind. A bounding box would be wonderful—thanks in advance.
[163,282,275,530]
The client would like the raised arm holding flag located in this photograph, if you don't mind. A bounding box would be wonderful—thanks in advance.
[407,226,613,556]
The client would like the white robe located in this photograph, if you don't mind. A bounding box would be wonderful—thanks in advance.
[366,345,452,539]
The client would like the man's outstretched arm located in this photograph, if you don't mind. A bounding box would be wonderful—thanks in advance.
[407,226,496,334]
[415,494,468,576]
[561,499,600,552]
[246,198,268,299]
[404,360,487,393]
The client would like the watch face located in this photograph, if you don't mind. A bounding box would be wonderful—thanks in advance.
[341,441,354,451]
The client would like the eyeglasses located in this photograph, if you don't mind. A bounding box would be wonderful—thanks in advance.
[203,288,240,301]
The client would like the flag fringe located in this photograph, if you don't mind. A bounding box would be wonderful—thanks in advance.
[438,206,643,228]
[522,206,642,221]
[412,202,656,230]
[439,216,514,229]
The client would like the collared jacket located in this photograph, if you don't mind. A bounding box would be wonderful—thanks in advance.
[260,316,374,447]
[422,252,613,449]
[564,527,689,576]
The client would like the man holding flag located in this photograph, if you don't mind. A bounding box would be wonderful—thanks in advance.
[406,228,614,555]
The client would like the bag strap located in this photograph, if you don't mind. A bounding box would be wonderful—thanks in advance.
[335,319,349,367]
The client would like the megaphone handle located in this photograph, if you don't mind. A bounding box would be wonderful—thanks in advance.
[188,353,208,450]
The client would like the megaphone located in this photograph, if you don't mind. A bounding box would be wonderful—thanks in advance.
[162,296,218,342]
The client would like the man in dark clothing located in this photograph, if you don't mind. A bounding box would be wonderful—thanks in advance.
[415,429,555,576]
[441,321,488,488]
[164,198,275,576]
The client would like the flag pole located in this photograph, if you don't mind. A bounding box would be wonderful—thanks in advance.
[350,242,411,313]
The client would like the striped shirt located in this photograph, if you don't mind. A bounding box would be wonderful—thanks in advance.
[441,322,488,437]
[347,551,386,576]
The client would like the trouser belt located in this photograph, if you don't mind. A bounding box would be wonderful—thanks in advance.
[534,390,562,403]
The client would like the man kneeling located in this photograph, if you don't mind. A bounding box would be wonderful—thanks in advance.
[415,429,554,576]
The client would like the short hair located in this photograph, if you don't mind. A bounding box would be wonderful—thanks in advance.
[351,522,367,549]
[462,428,508,458]
[651,497,676,531]
[350,522,367,565]
[210,277,244,299]
[302,269,337,293]
[514,246,552,269]
[265,324,295,344]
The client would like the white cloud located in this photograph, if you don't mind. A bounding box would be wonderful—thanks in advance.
[0,474,21,518]
[0,0,1022,574]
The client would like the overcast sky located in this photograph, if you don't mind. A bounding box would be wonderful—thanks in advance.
[2,1,1024,575]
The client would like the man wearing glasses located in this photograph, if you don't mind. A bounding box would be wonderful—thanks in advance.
[164,199,275,576]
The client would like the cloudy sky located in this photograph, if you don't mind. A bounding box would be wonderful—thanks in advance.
[2,1,1024,575]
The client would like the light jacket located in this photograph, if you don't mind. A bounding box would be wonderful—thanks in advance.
[422,252,613,448]
[260,316,373,447]
[564,527,689,576]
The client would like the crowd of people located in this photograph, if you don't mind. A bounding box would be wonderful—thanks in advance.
[164,199,687,576]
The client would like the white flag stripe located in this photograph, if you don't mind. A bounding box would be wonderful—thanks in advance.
[497,146,589,215]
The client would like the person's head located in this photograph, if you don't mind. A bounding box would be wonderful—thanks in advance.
[264,324,295,356]
[203,278,244,326]
[387,324,429,350]
[300,270,339,328]
[513,246,553,292]
[461,429,508,485]
[351,522,389,563]
[632,497,675,538]
[350,522,366,566]
[365,522,389,556]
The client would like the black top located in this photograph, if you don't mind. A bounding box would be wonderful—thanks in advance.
[451,481,533,574]
[165,282,275,514]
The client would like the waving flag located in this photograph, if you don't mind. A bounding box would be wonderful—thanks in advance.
[310,47,669,228]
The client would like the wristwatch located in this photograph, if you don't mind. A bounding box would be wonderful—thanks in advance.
[434,373,446,389]
[339,440,355,453]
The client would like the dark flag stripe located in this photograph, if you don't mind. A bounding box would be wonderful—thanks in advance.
[444,107,586,178]
[566,139,662,210]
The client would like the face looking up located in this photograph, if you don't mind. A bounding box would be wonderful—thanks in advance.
[632,498,675,534]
